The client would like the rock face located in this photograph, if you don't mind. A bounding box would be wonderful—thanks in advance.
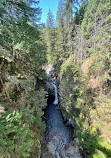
[41,139,82,158]
[60,139,82,158]
[43,64,53,77]
[46,81,54,91]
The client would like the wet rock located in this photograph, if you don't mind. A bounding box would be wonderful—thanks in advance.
[46,81,54,91]
[60,139,82,158]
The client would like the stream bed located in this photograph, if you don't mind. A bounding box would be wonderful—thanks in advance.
[44,81,74,157]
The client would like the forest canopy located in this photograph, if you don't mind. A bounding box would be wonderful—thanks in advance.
[0,0,111,158]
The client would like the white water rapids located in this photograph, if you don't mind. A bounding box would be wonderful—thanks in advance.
[45,81,73,158]
[51,82,58,105]
[52,82,61,158]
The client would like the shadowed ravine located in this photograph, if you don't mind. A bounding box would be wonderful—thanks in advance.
[44,81,73,158]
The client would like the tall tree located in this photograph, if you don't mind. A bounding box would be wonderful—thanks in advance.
[56,0,66,63]
[0,1,47,157]
[45,9,56,64]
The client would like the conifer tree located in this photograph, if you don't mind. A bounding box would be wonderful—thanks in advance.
[45,9,56,64]
[0,0,47,157]
[56,0,66,63]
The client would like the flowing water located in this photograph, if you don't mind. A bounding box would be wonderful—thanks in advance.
[45,81,73,158]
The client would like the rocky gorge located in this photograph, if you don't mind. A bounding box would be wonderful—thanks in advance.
[41,69,82,158]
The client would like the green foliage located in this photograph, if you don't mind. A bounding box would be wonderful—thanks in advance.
[60,55,73,78]
[0,0,47,157]
[44,0,111,157]
[0,110,34,158]
[45,9,57,65]
[76,116,111,158]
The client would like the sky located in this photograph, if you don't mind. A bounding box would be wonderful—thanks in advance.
[39,0,60,24]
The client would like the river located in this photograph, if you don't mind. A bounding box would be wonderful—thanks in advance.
[44,81,73,158]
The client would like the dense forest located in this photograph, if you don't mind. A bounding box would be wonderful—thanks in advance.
[45,0,111,157]
[0,0,47,157]
[0,0,111,158]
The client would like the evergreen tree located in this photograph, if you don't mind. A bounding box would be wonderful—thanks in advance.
[45,0,111,157]
[56,0,66,63]
[0,0,47,157]
[45,9,56,64]
[63,0,79,58]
